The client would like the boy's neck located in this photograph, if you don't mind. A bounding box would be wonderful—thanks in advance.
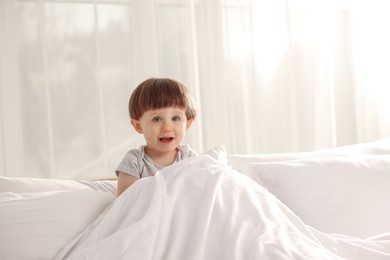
[144,146,179,167]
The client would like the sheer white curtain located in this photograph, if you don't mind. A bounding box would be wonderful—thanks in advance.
[1,0,390,179]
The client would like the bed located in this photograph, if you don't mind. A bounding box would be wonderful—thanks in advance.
[1,138,390,259]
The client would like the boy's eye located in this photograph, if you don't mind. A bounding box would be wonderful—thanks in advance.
[152,117,162,122]
[172,116,181,121]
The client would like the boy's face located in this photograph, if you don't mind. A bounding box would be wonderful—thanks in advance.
[131,107,192,156]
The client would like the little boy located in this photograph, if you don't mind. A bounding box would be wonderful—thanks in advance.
[116,78,198,196]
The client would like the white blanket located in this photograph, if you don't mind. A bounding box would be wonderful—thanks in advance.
[57,155,390,260]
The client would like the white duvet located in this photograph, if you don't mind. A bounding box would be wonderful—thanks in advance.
[56,154,390,260]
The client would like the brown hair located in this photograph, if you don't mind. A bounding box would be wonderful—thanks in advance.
[129,78,197,120]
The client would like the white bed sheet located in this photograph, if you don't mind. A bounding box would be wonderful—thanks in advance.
[56,154,390,260]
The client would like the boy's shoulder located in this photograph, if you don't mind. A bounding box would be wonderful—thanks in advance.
[123,146,145,160]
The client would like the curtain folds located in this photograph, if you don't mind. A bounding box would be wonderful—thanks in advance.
[1,0,389,179]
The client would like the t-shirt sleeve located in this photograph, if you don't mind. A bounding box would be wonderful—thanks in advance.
[115,150,141,178]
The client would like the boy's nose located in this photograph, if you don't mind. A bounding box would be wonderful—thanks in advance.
[161,121,172,132]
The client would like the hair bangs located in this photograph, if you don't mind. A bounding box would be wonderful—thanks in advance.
[146,81,187,111]
[129,78,196,120]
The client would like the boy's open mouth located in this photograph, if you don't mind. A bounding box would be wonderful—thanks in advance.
[159,137,174,143]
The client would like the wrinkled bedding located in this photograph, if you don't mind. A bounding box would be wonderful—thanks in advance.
[56,154,390,260]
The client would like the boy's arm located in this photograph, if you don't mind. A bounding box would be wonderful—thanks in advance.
[117,172,138,196]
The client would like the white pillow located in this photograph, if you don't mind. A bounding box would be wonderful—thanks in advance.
[235,155,390,238]
[0,176,117,195]
[228,137,390,169]
[0,189,114,260]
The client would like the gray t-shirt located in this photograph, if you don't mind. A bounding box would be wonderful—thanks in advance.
[115,144,197,178]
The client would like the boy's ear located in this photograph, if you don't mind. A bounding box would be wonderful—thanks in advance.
[186,119,194,130]
[131,119,143,133]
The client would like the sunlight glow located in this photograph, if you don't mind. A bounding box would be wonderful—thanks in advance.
[222,1,288,81]
[350,2,390,121]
